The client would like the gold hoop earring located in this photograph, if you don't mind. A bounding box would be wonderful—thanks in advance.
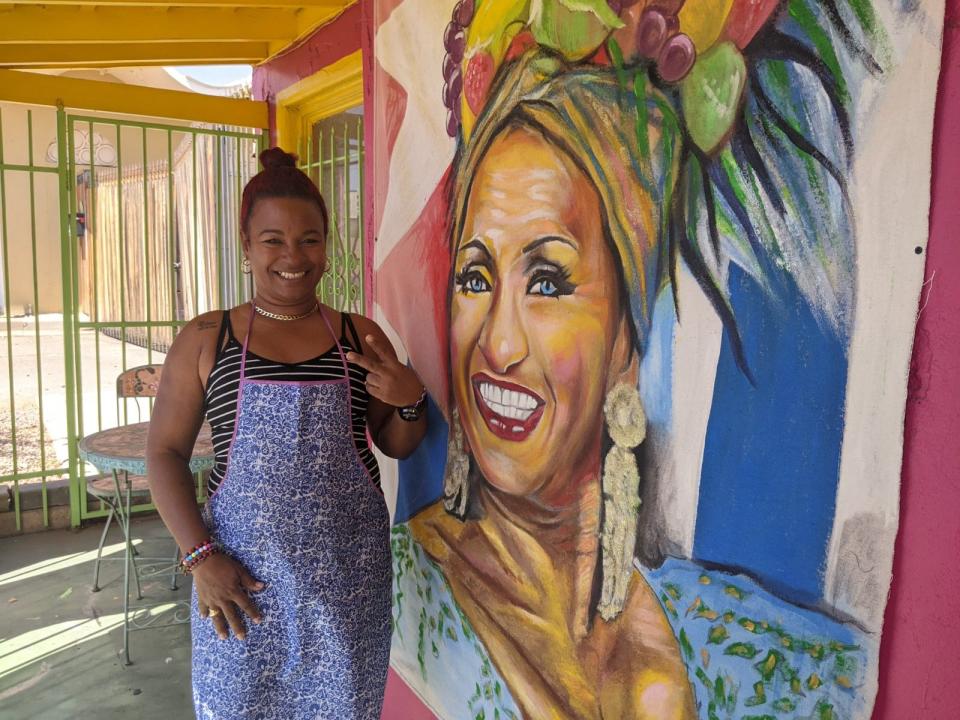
[241,257,251,274]
[597,382,646,622]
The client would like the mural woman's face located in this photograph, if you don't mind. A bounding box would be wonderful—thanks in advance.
[452,127,631,502]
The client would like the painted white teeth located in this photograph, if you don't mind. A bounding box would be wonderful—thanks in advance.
[478,382,539,419]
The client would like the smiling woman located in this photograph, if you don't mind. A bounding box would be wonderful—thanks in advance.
[146,147,428,719]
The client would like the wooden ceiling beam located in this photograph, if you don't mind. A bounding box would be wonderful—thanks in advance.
[0,42,269,68]
[0,6,300,44]
[0,68,268,126]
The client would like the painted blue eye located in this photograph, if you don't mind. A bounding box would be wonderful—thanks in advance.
[455,268,491,294]
[530,278,560,297]
[464,275,490,293]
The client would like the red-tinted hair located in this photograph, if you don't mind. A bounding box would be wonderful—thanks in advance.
[240,147,329,235]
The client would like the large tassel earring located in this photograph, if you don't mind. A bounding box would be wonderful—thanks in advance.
[597,382,646,622]
[443,407,471,519]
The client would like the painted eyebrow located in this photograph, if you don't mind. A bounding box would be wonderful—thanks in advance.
[457,239,493,260]
[522,236,578,254]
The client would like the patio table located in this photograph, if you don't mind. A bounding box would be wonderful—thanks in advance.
[79,421,214,664]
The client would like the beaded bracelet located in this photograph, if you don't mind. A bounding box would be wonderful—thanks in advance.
[181,539,220,574]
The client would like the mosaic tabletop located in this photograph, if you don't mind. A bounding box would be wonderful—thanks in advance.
[79,421,215,476]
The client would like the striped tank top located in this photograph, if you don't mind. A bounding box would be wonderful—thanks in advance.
[202,309,380,496]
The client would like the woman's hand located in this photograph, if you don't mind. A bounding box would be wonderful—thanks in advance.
[193,554,265,640]
[347,334,424,408]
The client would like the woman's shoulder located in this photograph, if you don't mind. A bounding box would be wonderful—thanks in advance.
[164,310,225,361]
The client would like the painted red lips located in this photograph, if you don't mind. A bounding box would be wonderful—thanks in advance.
[471,373,545,442]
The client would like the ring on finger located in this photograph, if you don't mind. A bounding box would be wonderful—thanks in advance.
[208,608,220,618]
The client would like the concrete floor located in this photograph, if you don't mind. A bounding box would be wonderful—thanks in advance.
[0,516,194,720]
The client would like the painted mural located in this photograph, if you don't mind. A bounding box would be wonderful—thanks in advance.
[371,0,945,717]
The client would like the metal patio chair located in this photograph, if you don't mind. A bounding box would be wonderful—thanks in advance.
[88,365,179,599]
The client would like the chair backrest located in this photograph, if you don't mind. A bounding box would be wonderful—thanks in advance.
[116,365,163,398]
[116,365,163,424]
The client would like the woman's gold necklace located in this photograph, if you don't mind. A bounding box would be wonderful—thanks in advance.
[252,301,318,322]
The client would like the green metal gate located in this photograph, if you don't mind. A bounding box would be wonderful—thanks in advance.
[0,105,66,533]
[63,113,267,525]
[298,107,365,315]
[0,103,267,531]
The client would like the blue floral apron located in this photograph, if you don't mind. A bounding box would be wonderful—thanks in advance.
[191,306,392,719]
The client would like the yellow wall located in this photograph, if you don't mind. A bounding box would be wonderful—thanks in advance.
[1,102,63,315]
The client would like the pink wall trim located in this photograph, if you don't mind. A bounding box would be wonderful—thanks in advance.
[252,3,362,106]
[361,0,377,316]
[384,668,437,720]
[871,2,960,717]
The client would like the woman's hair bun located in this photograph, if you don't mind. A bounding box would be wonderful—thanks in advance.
[259,147,298,170]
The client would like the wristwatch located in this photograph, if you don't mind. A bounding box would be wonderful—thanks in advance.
[397,388,427,422]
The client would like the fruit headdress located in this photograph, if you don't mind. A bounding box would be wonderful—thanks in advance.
[441,0,887,373]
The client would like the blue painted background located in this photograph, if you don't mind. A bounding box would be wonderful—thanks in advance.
[692,267,847,605]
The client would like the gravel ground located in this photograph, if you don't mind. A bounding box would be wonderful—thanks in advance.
[0,401,62,481]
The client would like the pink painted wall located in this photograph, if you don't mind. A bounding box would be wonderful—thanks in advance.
[252,3,363,146]
[871,1,960,717]
[256,2,960,716]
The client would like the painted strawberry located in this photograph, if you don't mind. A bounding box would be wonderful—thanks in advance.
[464,50,496,116]
[504,30,538,62]
[721,0,780,49]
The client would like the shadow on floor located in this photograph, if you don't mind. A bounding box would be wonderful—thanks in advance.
[0,516,194,720]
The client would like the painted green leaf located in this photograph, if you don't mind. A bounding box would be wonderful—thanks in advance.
[744,680,767,706]
[816,700,836,720]
[661,593,679,618]
[679,628,694,660]
[707,624,730,645]
[714,675,726,708]
[680,41,747,153]
[830,640,860,653]
[755,650,783,681]
[723,583,748,601]
[724,642,759,659]
[773,697,797,712]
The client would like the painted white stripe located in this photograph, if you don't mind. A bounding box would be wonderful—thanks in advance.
[824,13,942,632]
[374,0,456,264]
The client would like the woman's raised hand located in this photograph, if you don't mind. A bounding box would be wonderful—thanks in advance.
[347,334,424,408]
[193,554,265,640]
